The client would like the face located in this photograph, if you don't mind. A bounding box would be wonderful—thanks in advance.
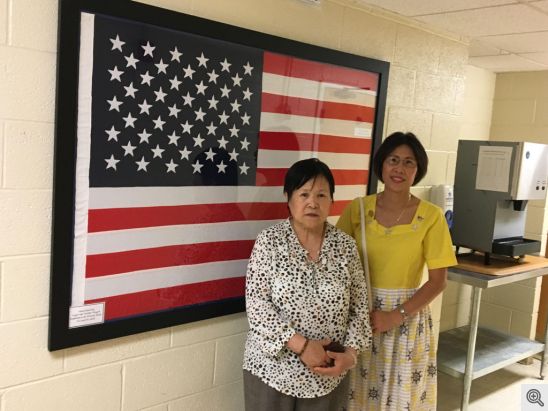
[286,175,333,231]
[382,144,418,193]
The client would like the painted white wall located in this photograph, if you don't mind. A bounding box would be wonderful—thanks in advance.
[0,0,469,409]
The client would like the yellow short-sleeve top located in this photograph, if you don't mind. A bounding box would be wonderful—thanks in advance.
[336,194,457,289]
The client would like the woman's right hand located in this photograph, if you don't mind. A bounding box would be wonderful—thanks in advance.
[299,338,332,368]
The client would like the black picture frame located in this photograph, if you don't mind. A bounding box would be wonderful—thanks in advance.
[49,0,389,351]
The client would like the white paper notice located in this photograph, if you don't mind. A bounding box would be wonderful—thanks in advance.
[475,145,513,192]
[69,303,105,328]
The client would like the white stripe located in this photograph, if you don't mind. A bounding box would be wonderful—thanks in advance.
[257,150,369,170]
[262,73,377,107]
[88,184,363,209]
[72,12,95,306]
[85,260,247,300]
[87,220,277,255]
[259,112,372,138]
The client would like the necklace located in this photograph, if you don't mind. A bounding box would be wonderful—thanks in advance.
[379,192,412,234]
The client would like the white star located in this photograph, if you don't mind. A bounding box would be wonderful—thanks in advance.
[136,156,149,171]
[179,146,191,160]
[122,112,137,128]
[141,71,154,85]
[183,64,195,79]
[105,154,120,170]
[192,160,204,174]
[220,58,231,72]
[155,58,168,74]
[124,53,139,69]
[207,69,219,84]
[241,137,250,150]
[228,148,239,162]
[154,87,167,102]
[138,129,152,144]
[232,73,242,87]
[242,87,253,101]
[194,107,206,121]
[110,35,125,52]
[124,82,138,98]
[169,75,182,90]
[218,111,229,125]
[182,92,195,107]
[241,112,251,125]
[166,159,178,173]
[153,115,166,130]
[216,160,228,174]
[229,124,239,137]
[122,141,137,156]
[230,99,241,113]
[193,134,205,148]
[107,96,123,112]
[206,122,217,135]
[108,66,124,82]
[220,84,231,98]
[168,103,181,118]
[205,148,216,161]
[151,144,164,158]
[195,80,208,95]
[170,46,182,62]
[243,61,254,76]
[218,135,229,149]
[196,52,209,68]
[181,120,193,134]
[167,131,180,145]
[138,99,152,115]
[239,162,249,175]
[142,41,155,57]
[207,95,219,110]
[105,126,120,141]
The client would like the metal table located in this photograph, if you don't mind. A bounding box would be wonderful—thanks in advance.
[437,258,548,411]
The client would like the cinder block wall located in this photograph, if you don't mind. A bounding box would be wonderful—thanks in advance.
[0,0,469,409]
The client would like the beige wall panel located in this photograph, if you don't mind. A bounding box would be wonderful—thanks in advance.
[465,65,496,101]
[510,311,537,339]
[431,113,461,151]
[491,99,536,125]
[385,107,432,144]
[525,204,548,236]
[3,365,122,411]
[459,122,492,141]
[421,151,449,186]
[393,26,441,73]
[0,0,6,45]
[213,333,247,386]
[438,39,468,78]
[170,380,244,411]
[172,312,248,347]
[340,7,397,62]
[10,0,57,52]
[4,121,53,189]
[495,71,548,100]
[490,124,548,142]
[133,0,192,14]
[64,329,171,372]
[142,405,168,411]
[123,343,215,410]
[414,73,458,114]
[0,121,4,185]
[1,255,49,321]
[386,65,416,109]
[0,318,63,388]
[482,284,538,313]
[478,302,512,334]
[534,98,548,126]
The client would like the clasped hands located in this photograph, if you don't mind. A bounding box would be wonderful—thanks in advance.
[298,338,356,377]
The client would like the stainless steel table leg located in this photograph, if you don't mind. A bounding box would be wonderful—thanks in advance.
[461,286,482,411]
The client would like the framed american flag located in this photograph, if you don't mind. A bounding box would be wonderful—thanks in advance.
[49,0,389,350]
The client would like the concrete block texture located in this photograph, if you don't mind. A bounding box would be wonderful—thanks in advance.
[430,113,461,152]
[386,66,416,109]
[0,46,56,123]
[4,121,54,189]
[0,254,49,321]
[0,0,6,45]
[393,26,441,73]
[170,380,244,411]
[172,312,248,347]
[122,342,215,410]
[414,72,461,114]
[385,107,432,144]
[10,0,58,52]
[482,283,539,314]
[437,39,468,78]
[478,302,512,334]
[3,364,122,411]
[213,333,246,386]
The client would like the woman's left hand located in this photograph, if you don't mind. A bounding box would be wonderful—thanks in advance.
[312,349,356,377]
[370,309,401,333]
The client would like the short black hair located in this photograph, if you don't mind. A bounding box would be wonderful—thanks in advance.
[373,131,428,185]
[283,158,335,199]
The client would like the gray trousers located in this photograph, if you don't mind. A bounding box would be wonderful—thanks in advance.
[243,370,349,411]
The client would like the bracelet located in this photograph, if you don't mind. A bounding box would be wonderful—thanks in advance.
[348,350,358,369]
[397,304,408,321]
[297,338,309,357]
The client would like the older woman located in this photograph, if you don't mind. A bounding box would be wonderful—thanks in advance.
[243,158,371,411]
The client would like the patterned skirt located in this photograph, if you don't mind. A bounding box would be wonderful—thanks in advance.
[345,287,437,411]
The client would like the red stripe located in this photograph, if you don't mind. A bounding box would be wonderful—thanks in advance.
[264,51,379,91]
[88,202,288,232]
[261,93,375,123]
[86,240,254,277]
[257,169,368,187]
[85,277,245,320]
[258,131,371,154]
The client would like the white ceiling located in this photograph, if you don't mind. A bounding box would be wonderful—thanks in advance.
[353,0,548,72]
